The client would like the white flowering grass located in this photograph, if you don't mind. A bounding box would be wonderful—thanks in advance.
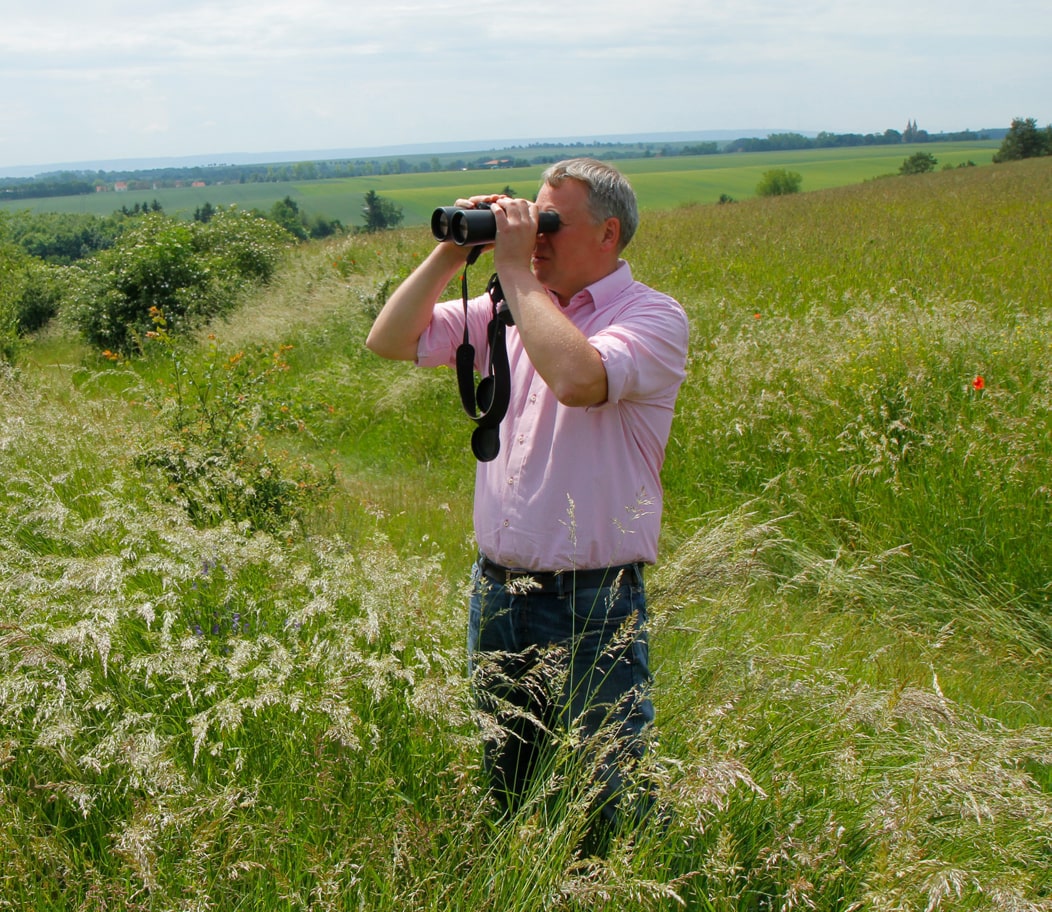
[0,364,479,909]
[653,554,1052,910]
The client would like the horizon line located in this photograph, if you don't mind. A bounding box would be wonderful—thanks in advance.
[0,124,1004,179]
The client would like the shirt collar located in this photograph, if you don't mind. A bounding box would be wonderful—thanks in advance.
[559,260,633,314]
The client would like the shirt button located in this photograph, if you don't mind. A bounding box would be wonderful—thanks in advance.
[530,394,537,403]
[507,477,515,485]
[517,434,525,445]
[503,520,510,527]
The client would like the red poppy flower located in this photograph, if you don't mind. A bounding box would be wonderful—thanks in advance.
[972,375,985,391]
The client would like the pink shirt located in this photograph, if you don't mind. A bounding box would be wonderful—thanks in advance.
[416,260,689,572]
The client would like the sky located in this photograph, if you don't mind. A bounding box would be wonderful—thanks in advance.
[2,0,1050,174]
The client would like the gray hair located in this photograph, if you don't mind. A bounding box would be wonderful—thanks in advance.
[541,158,639,251]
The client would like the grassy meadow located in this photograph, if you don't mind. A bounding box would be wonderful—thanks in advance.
[2,155,1051,910]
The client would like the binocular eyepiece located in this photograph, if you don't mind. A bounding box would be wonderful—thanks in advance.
[431,205,560,246]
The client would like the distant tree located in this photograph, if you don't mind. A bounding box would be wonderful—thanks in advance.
[269,196,308,240]
[756,169,803,197]
[682,142,719,155]
[900,151,938,175]
[307,214,345,239]
[765,132,813,151]
[728,134,812,153]
[194,201,217,223]
[360,190,404,233]
[993,117,1052,162]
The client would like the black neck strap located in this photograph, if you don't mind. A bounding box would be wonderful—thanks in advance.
[455,251,513,462]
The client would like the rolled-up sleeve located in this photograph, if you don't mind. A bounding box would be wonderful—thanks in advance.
[591,295,689,408]
[415,296,494,370]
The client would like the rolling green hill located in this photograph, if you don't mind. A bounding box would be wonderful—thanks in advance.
[2,141,1000,229]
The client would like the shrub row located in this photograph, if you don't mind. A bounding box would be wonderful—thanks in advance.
[0,207,294,359]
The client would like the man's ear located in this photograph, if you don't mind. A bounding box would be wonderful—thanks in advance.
[600,217,621,252]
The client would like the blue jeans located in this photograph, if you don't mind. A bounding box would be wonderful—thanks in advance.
[467,556,655,835]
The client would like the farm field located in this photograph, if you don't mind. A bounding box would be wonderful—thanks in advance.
[1,141,1000,228]
[1,154,1049,910]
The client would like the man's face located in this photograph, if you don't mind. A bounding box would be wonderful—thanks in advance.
[531,178,616,305]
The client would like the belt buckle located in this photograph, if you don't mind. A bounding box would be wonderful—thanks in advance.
[481,557,517,586]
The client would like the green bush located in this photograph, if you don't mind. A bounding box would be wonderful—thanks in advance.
[14,259,66,333]
[0,210,126,264]
[67,210,292,352]
[0,244,26,361]
[195,206,294,285]
[0,243,67,359]
[993,116,1052,162]
[900,150,938,174]
[756,168,803,196]
[0,294,17,364]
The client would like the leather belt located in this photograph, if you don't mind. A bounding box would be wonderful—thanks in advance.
[478,555,642,594]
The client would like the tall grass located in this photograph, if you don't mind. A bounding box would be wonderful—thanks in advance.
[637,160,1052,657]
[2,158,1050,909]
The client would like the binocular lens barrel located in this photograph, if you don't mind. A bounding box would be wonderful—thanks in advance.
[451,209,497,245]
[430,206,559,246]
[430,207,457,242]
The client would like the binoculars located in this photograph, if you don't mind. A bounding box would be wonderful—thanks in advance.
[431,205,560,246]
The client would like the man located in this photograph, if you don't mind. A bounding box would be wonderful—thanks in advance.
[366,158,688,842]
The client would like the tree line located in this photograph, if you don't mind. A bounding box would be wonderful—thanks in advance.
[2,120,1022,203]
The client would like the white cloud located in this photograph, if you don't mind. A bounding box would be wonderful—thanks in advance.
[1,0,1049,168]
